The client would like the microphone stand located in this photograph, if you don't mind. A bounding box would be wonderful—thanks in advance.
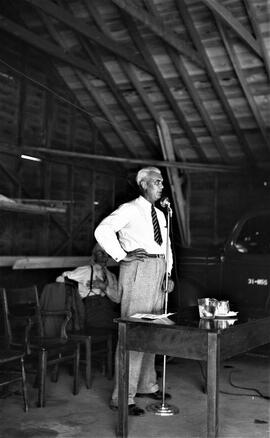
[146,203,179,416]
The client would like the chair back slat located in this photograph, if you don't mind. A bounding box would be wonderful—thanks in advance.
[0,285,44,345]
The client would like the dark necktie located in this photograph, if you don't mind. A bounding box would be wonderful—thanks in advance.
[151,204,163,245]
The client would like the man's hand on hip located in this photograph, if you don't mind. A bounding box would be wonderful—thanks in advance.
[124,248,148,261]
[162,278,174,293]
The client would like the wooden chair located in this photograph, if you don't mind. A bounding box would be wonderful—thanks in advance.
[63,278,114,384]
[0,285,81,408]
[40,281,114,387]
[0,345,28,412]
[71,327,113,387]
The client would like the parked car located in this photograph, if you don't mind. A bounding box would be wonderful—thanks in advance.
[175,209,270,314]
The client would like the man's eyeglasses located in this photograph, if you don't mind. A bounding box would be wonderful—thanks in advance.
[151,179,163,186]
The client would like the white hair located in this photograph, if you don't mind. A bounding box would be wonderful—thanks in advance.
[136,167,161,186]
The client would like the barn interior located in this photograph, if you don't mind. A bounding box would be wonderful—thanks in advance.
[0,0,269,437]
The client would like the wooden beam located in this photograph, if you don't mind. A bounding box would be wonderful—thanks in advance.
[199,0,262,58]
[0,15,101,77]
[123,13,208,162]
[243,0,270,80]
[170,53,233,163]
[144,0,232,164]
[12,256,90,269]
[111,0,203,68]
[81,1,160,157]
[0,256,26,267]
[78,38,159,157]
[0,44,118,160]
[121,62,160,124]
[0,199,66,214]
[76,71,138,158]
[45,64,119,159]
[0,143,124,176]
[34,11,133,160]
[13,198,70,205]
[175,0,256,165]
[157,117,190,247]
[23,146,244,173]
[217,21,270,153]
[12,256,117,269]
[24,0,148,72]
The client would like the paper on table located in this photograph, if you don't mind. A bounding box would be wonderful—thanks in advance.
[130,313,175,320]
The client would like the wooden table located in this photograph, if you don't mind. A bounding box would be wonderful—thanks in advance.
[116,310,270,438]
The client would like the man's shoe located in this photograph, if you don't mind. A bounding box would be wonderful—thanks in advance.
[109,403,118,412]
[128,404,145,416]
[136,390,171,401]
[109,403,145,416]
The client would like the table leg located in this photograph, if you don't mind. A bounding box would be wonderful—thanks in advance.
[207,332,220,438]
[118,322,129,438]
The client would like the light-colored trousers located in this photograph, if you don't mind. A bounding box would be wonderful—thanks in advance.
[111,257,166,406]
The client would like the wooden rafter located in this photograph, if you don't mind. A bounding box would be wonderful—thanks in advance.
[82,1,159,123]
[217,21,270,153]
[0,47,120,162]
[23,0,148,73]
[36,9,137,161]
[76,70,137,158]
[0,15,101,76]
[76,3,160,157]
[175,0,256,165]
[111,0,203,68]
[0,16,122,160]
[0,144,124,176]
[121,62,160,124]
[0,0,267,180]
[171,54,233,163]
[23,146,245,173]
[243,0,270,80]
[44,58,118,159]
[77,38,159,157]
[122,12,208,162]
[199,0,262,58]
[144,0,232,164]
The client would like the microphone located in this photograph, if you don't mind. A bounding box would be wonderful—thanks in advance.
[160,197,171,209]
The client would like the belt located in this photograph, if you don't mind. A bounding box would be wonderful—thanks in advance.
[146,254,165,259]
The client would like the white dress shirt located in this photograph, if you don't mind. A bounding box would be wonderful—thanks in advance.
[94,196,173,273]
[56,264,117,299]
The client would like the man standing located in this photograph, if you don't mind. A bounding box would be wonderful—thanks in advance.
[94,167,173,416]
